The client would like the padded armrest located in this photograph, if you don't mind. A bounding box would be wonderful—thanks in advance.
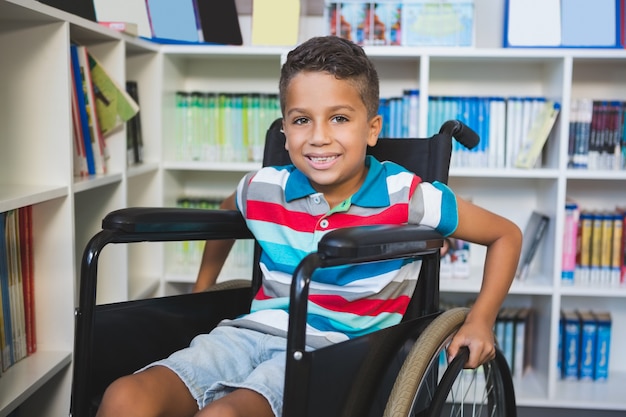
[101,207,253,240]
[318,224,444,262]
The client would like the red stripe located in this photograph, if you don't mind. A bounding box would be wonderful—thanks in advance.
[254,286,409,316]
[246,200,410,231]
[309,294,410,316]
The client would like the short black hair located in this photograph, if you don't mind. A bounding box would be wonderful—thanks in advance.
[279,36,380,119]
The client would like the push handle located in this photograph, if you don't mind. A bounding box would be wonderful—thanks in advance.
[439,120,480,150]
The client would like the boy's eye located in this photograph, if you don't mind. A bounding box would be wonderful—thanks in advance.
[332,115,348,123]
[293,117,309,125]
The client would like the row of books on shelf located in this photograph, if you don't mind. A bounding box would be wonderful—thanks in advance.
[441,300,533,379]
[171,198,253,274]
[568,98,626,171]
[495,307,533,378]
[325,1,474,47]
[0,207,35,375]
[174,91,282,163]
[70,44,140,177]
[559,310,612,381]
[380,91,560,170]
[561,203,626,287]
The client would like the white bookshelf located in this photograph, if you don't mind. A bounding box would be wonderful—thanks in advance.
[1,0,626,415]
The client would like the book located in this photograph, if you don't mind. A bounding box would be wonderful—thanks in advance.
[593,311,611,381]
[561,310,580,380]
[146,0,201,42]
[575,211,594,284]
[611,211,623,286]
[19,206,35,355]
[589,211,604,283]
[0,211,14,370]
[194,0,243,45]
[70,44,96,176]
[513,308,533,378]
[5,210,26,363]
[515,211,550,281]
[561,202,579,284]
[99,21,139,36]
[70,59,88,177]
[514,100,560,169]
[125,81,144,165]
[504,0,561,47]
[76,45,108,175]
[577,310,597,380]
[87,52,139,137]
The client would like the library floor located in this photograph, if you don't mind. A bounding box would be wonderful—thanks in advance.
[518,407,622,417]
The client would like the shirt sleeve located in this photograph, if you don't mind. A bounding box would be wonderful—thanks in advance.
[408,180,458,236]
[235,171,257,218]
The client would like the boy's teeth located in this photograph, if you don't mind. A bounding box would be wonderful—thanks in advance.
[311,156,335,162]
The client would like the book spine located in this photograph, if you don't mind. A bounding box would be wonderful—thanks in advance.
[562,202,579,284]
[589,212,603,284]
[70,44,96,175]
[576,211,593,284]
[578,310,597,380]
[599,212,614,285]
[593,312,611,381]
[611,212,623,286]
[562,311,580,380]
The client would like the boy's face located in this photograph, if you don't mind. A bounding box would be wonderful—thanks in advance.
[282,71,382,206]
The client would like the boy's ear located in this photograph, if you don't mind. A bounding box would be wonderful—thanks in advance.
[282,120,289,151]
[368,115,382,147]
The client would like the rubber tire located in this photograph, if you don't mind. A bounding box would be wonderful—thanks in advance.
[383,307,516,417]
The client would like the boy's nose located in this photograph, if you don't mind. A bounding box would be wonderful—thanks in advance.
[309,124,332,146]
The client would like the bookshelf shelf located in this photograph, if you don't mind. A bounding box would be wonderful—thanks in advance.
[0,184,68,213]
[2,0,625,415]
[0,351,72,416]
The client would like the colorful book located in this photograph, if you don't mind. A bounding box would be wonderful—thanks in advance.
[562,202,579,284]
[70,44,96,175]
[0,211,14,370]
[514,100,560,169]
[87,52,139,137]
[515,211,550,281]
[77,45,108,175]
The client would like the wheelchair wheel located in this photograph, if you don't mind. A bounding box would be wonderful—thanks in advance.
[383,307,516,417]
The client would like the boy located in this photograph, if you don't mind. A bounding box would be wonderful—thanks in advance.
[97,36,522,417]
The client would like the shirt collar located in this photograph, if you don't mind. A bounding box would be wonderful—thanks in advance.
[284,155,391,208]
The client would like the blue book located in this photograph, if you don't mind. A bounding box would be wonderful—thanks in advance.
[577,310,597,380]
[146,0,200,42]
[561,0,620,47]
[0,211,14,369]
[70,44,96,175]
[562,310,580,379]
[593,312,612,381]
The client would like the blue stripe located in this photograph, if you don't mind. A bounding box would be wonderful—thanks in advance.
[432,181,458,236]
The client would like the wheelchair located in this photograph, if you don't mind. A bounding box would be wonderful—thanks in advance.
[70,119,517,417]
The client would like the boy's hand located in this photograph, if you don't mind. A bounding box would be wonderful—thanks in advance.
[446,320,496,369]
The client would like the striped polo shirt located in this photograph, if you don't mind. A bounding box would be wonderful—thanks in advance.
[221,156,458,348]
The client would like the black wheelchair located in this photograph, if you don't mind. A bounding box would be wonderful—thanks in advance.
[70,119,517,417]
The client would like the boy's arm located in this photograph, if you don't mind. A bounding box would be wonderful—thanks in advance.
[445,197,523,368]
[192,192,238,293]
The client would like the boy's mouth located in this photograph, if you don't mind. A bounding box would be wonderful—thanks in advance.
[308,155,338,163]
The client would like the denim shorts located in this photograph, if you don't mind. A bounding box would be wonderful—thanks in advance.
[141,326,287,417]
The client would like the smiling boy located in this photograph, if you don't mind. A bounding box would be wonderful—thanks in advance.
[97,35,521,417]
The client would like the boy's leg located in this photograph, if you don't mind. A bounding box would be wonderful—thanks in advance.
[197,388,274,417]
[96,365,198,417]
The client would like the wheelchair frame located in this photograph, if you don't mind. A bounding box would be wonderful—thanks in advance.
[70,120,516,417]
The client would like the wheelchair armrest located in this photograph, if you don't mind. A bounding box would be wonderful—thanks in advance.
[102,207,253,241]
[287,225,444,351]
[317,224,444,262]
